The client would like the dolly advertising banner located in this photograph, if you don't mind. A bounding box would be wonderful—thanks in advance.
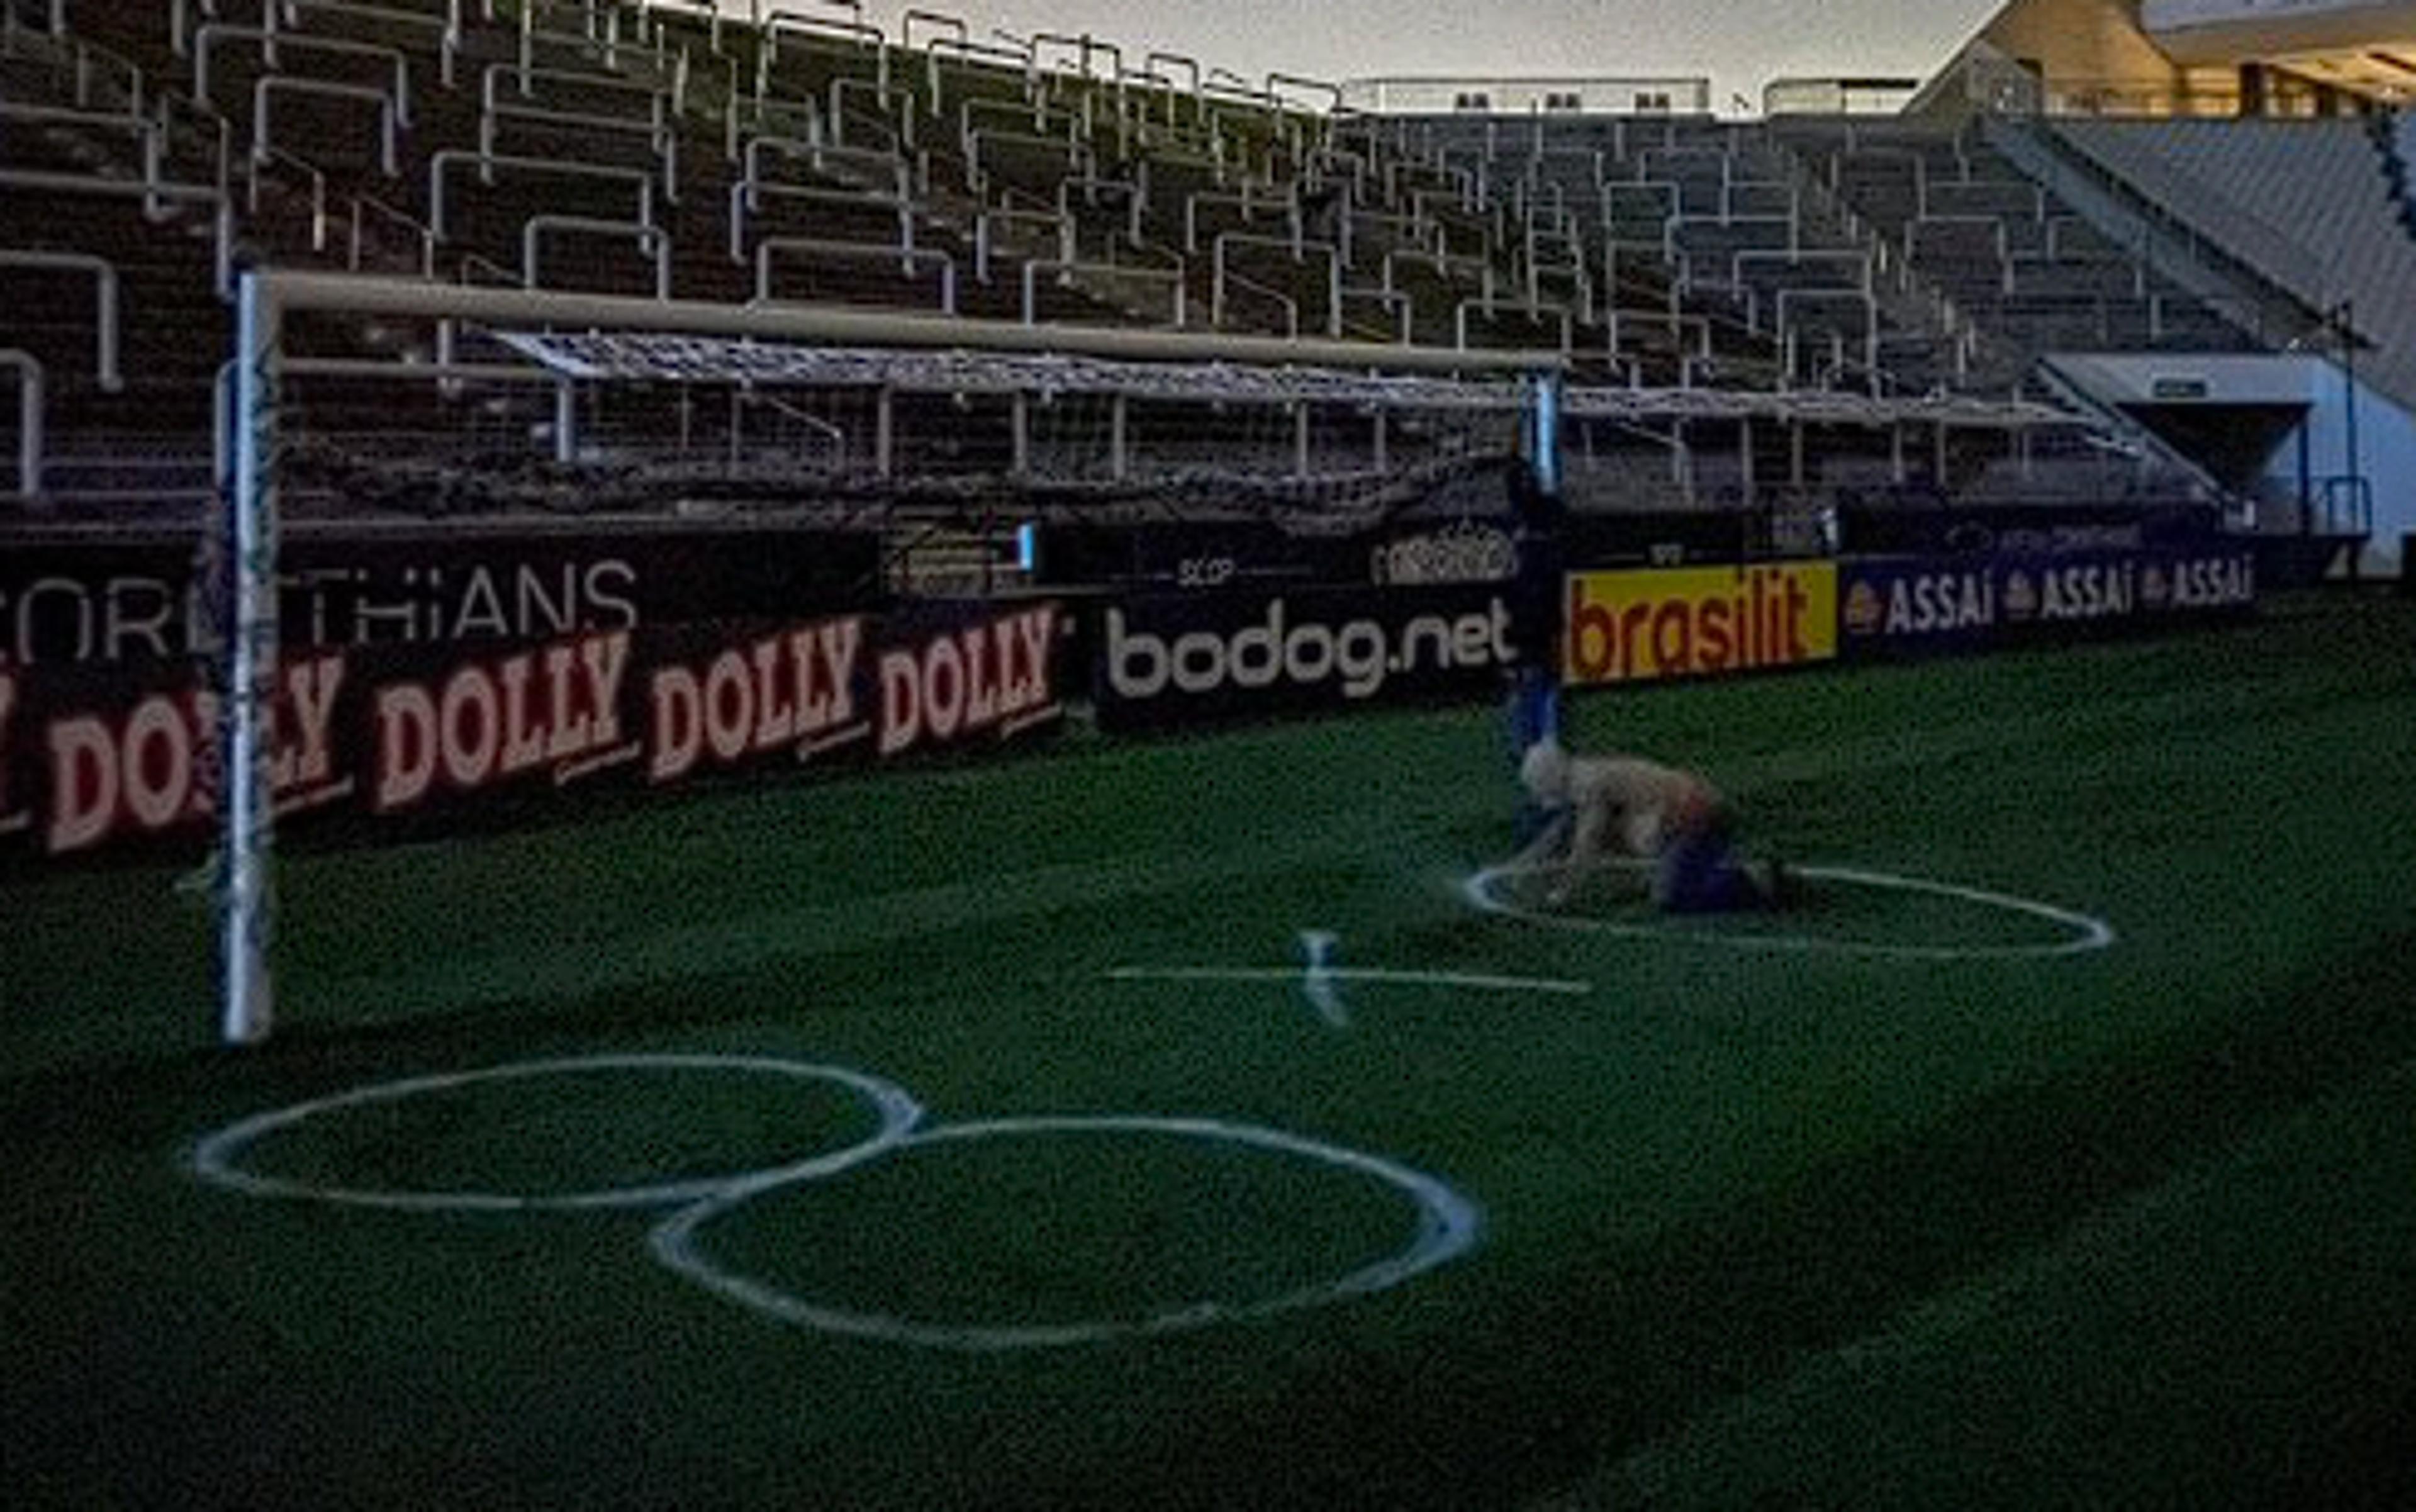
[1093,585,1520,731]
[0,600,1063,865]
[1562,563,1840,688]
[0,525,883,669]
[1838,546,2256,657]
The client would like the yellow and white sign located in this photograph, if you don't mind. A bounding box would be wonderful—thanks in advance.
[1563,563,1838,686]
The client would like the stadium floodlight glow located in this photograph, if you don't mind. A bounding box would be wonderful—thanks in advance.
[215,271,1565,1047]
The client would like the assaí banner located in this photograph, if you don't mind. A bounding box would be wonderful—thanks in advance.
[0,601,1065,865]
[1837,546,2256,656]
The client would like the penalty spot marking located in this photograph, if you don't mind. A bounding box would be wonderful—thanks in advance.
[1463,860,2114,961]
[187,1054,926,1212]
[649,1114,1484,1352]
[1299,930,1348,1028]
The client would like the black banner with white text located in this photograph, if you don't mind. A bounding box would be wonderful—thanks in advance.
[1092,585,1521,732]
[0,525,882,669]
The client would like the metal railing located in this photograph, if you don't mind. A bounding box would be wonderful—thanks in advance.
[1457,294,1570,354]
[0,250,121,389]
[480,62,678,198]
[1987,114,2334,332]
[193,24,413,127]
[525,215,673,300]
[752,237,958,313]
[729,179,915,264]
[349,189,435,276]
[1774,289,1877,387]
[430,150,655,240]
[0,99,169,215]
[1216,269,1296,337]
[1019,257,1183,327]
[975,201,1071,281]
[255,75,400,179]
[0,169,232,293]
[180,0,464,89]
[0,349,44,499]
[1213,232,1339,337]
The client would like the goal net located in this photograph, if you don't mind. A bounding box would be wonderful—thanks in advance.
[217,270,1563,1043]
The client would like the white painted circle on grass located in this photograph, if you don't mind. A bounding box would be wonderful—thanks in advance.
[187,1054,926,1212]
[1463,860,2115,962]
[650,1115,1484,1350]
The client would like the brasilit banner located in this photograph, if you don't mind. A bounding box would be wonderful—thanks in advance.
[1560,563,1840,688]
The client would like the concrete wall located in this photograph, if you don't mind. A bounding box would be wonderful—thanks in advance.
[1983,0,2190,90]
[1925,0,2251,114]
[2296,359,2415,576]
[2043,352,2407,574]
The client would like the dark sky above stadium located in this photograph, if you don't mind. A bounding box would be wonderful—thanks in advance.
[841,1,2003,109]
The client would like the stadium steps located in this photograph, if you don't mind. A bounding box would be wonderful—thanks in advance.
[0,64,235,503]
[1354,115,1818,388]
[2386,110,2416,242]
[2044,117,2416,412]
[1794,122,2269,393]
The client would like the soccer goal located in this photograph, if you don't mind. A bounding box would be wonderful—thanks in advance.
[217,269,1566,1044]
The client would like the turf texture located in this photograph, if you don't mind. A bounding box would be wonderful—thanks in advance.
[3,591,2412,1510]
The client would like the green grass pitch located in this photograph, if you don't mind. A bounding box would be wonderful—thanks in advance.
[4,592,2414,1511]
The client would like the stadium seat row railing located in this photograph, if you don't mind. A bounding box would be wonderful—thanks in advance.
[0,349,45,498]
[0,249,121,389]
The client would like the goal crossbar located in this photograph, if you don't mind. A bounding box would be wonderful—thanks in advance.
[243,270,1569,374]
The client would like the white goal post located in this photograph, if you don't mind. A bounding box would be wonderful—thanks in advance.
[220,267,1569,1044]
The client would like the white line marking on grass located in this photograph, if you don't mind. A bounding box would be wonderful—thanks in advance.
[1002,702,1064,739]
[649,1115,1484,1351]
[1107,966,1594,996]
[272,778,356,819]
[187,1055,926,1212]
[1298,931,1348,1028]
[797,723,873,761]
[320,812,1541,1022]
[555,742,645,786]
[1463,860,2115,962]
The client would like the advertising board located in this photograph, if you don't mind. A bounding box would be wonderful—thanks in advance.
[0,525,882,669]
[1562,563,1839,687]
[1837,546,2256,658]
[1093,586,1519,730]
[0,600,1063,865]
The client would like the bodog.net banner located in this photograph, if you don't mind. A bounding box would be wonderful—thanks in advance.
[1562,562,1839,688]
[0,600,1065,866]
[1093,585,1520,731]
